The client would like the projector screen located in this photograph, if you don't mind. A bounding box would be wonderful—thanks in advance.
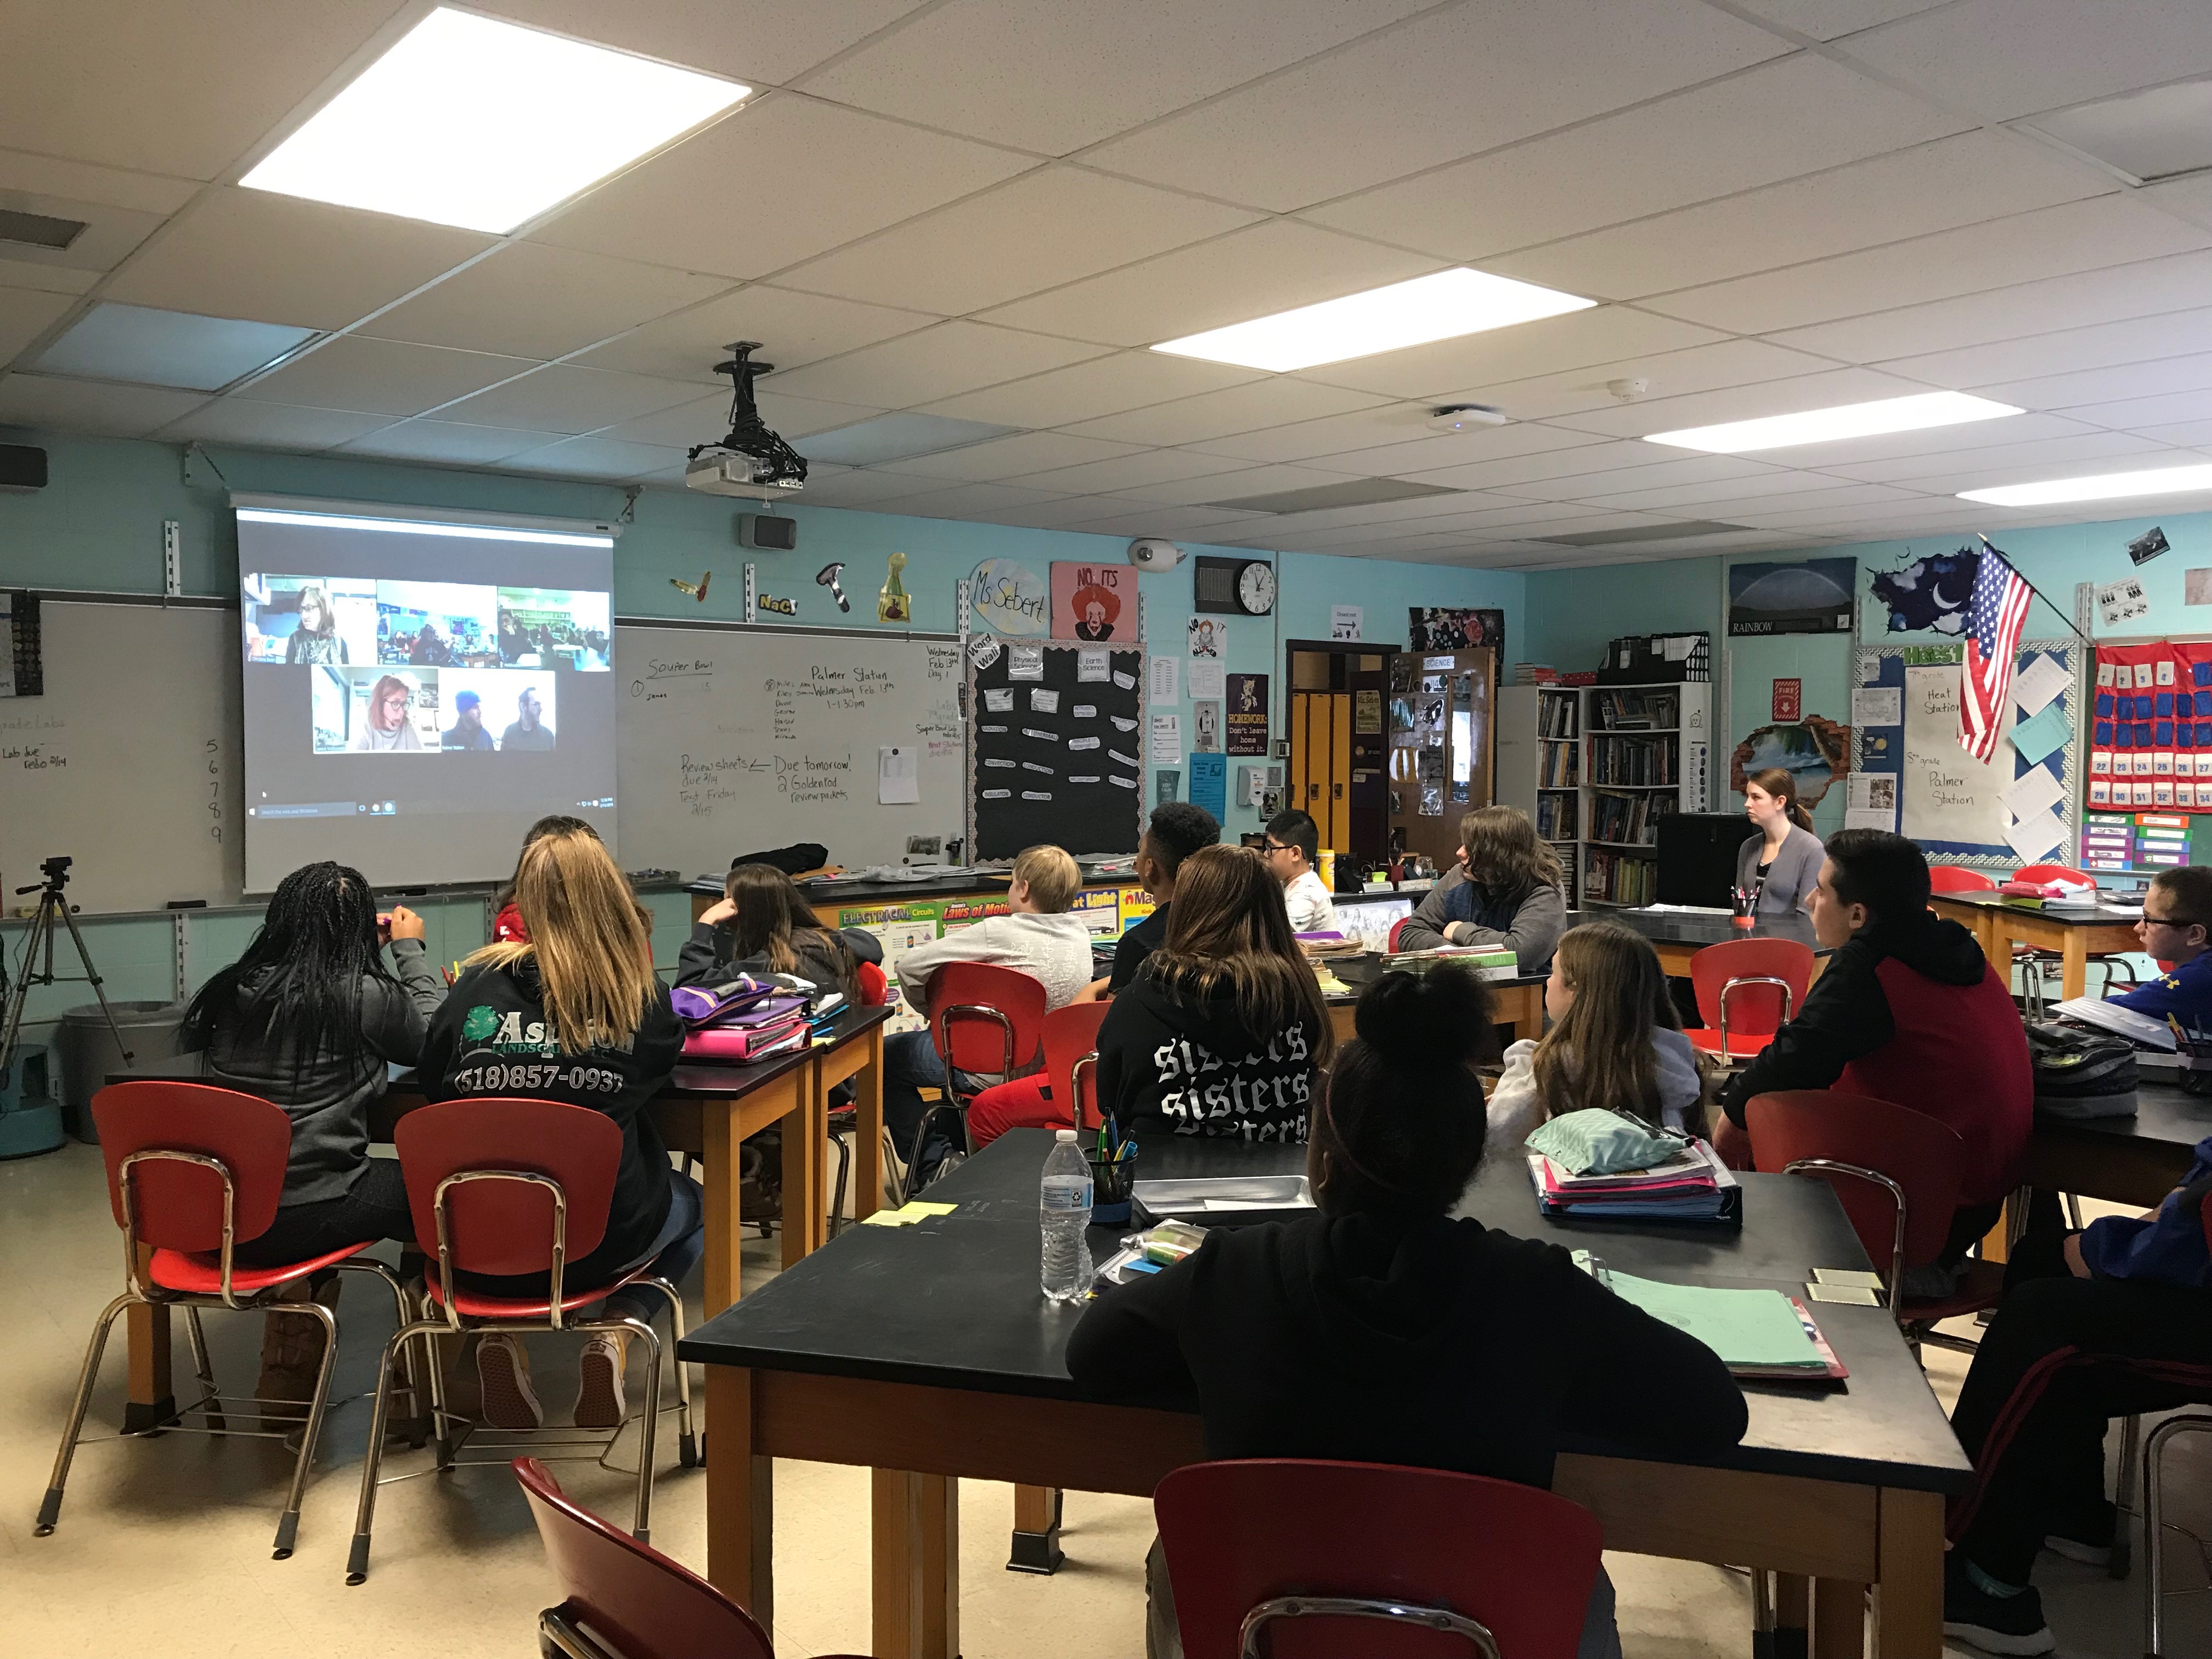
[236,502,617,893]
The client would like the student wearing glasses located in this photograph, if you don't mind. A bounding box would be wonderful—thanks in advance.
[2104,865,2212,1032]
[1261,809,1338,933]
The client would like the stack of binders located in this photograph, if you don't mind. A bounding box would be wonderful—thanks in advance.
[1528,1138,1741,1226]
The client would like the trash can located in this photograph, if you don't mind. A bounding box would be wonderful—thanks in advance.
[0,1043,63,1159]
[53,1002,192,1144]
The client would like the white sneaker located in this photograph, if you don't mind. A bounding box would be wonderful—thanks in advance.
[474,1335,544,1430]
[575,1335,627,1430]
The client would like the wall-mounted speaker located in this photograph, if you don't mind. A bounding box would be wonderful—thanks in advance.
[0,444,48,492]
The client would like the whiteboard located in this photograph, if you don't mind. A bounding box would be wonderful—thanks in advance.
[613,620,966,877]
[1901,662,2011,847]
[1,600,244,911]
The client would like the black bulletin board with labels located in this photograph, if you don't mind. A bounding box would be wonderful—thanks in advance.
[966,639,1145,859]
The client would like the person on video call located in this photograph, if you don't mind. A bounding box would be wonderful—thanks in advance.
[499,610,529,663]
[501,685,555,752]
[352,674,426,752]
[284,584,348,665]
[409,616,453,667]
[442,688,496,751]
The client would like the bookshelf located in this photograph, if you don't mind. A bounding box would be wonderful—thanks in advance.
[1501,681,1710,910]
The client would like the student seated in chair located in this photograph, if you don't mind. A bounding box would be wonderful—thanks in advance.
[1076,801,1220,1003]
[676,861,881,998]
[1396,805,1568,972]
[1261,808,1339,934]
[2103,863,2212,1032]
[1717,828,2033,1293]
[878,844,1094,1181]
[1068,967,1747,1659]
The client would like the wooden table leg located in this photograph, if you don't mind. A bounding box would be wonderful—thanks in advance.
[1872,1488,1944,1659]
[2060,926,2090,1003]
[874,1468,959,1659]
[122,1242,173,1432]
[704,1099,742,1316]
[1814,1577,1866,1659]
[703,1367,774,1624]
[1776,1571,1810,1659]
[783,1069,823,1271]
[1008,1483,1064,1573]
[1511,983,1543,1043]
[855,1024,884,1224]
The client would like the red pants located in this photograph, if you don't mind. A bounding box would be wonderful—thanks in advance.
[966,1076,1089,1149]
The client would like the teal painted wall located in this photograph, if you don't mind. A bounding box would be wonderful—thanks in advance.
[0,434,1518,1060]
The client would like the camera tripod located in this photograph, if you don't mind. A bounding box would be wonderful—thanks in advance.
[0,857,133,1086]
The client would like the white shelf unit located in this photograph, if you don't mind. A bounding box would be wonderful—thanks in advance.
[1501,681,1710,910]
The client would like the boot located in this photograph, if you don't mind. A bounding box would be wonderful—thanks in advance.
[256,1277,338,1432]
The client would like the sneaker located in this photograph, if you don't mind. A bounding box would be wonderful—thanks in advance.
[1943,1554,2055,1656]
[254,1277,340,1432]
[2045,1497,2117,1565]
[574,1335,627,1430]
[474,1334,544,1430]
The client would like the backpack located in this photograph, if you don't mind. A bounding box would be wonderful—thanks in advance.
[2027,1021,2139,1119]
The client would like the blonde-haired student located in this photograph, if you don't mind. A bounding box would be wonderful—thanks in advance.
[418,826,692,1434]
[1487,923,1703,1150]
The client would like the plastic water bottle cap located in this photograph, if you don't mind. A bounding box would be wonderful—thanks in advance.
[1055,1128,1076,1141]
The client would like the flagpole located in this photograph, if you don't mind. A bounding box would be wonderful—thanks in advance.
[1977,534,2094,649]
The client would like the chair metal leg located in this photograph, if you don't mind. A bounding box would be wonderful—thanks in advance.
[2143,1413,2212,1658]
[35,1292,136,1534]
[829,1124,851,1240]
[346,1317,443,1584]
[2113,1413,2141,1581]
[2063,1192,2085,1233]
[183,1305,223,1435]
[614,1316,663,1546]
[637,1277,696,1468]
[272,1300,341,1560]
[337,1257,423,1445]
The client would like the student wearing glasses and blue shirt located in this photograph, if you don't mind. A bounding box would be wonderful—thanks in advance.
[2106,864,2212,1031]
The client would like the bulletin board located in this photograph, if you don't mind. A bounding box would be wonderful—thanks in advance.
[1850,640,2083,868]
[964,639,1145,860]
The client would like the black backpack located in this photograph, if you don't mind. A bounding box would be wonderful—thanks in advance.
[2027,1021,2139,1119]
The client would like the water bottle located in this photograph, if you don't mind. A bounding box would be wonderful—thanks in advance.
[1040,1128,1094,1304]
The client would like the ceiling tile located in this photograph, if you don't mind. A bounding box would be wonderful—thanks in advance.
[0,287,75,364]
[1843,0,2212,122]
[1728,2,1951,41]
[864,480,1074,520]
[2058,388,2212,431]
[0,1,396,179]
[1290,305,1724,399]
[30,302,314,390]
[0,258,99,297]
[2129,420,2212,451]
[591,387,884,449]
[103,189,495,330]
[1085,0,1787,212]
[436,365,704,434]
[0,184,170,279]
[998,447,1253,495]
[1060,379,1392,446]
[1819,428,2173,483]
[1781,264,2212,376]
[1193,407,1601,465]
[369,244,732,361]
[235,336,541,416]
[1878,445,2191,495]
[764,320,1108,407]
[788,466,958,507]
[1643,195,2212,336]
[1489,453,1791,499]
[1537,366,1947,438]
[471,0,928,86]
[0,372,207,437]
[977,219,1438,347]
[1977,352,2212,413]
[571,284,934,383]
[799,0,1435,155]
[1064,505,1274,537]
[1483,132,2111,302]
[777,167,1259,315]
[0,147,201,217]
[1418,338,1844,426]
[1096,462,1389,510]
[153,397,392,449]
[1588,478,1925,515]
[498,436,691,480]
[914,350,1260,427]
[1387,435,1718,492]
[534,94,1033,279]
[1294,420,1676,478]
[337,419,566,466]
[951,493,1142,528]
[872,430,1144,482]
[1302,51,1959,255]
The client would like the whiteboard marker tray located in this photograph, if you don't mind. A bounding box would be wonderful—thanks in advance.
[1133,1175,1314,1228]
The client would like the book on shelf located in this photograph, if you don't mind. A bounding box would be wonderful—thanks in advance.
[1583,849,1658,906]
[1588,790,1676,846]
[1588,733,1680,786]
[1534,793,1577,842]
[1539,743,1579,788]
[1590,689,1681,731]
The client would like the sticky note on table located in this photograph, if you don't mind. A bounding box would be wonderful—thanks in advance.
[2009,699,2072,766]
[860,1200,957,1226]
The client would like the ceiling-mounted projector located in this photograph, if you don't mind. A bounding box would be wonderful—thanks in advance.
[686,340,808,499]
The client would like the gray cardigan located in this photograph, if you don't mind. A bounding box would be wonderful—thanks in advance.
[1736,823,1825,914]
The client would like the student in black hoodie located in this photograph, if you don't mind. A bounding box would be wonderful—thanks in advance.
[675,861,881,995]
[1092,843,1333,1142]
[419,827,691,1434]
[1068,967,1749,1659]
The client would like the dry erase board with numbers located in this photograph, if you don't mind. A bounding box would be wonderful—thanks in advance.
[966,640,1144,859]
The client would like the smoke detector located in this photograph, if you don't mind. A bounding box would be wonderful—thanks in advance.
[1427,403,1508,432]
[1607,377,1649,401]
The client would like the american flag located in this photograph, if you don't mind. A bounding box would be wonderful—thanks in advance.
[1960,540,2031,761]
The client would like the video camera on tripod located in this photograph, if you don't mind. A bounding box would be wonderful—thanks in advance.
[1,853,134,1083]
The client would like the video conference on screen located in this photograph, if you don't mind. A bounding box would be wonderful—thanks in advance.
[234,506,618,891]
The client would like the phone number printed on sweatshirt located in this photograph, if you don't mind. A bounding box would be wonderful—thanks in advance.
[450,1060,625,1094]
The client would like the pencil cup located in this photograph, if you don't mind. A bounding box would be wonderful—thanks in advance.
[1087,1148,1139,1225]
[1730,888,1756,928]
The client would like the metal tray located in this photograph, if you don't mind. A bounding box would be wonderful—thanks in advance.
[1132,1175,1314,1228]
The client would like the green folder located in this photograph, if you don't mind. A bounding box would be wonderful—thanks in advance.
[1576,1255,1826,1370]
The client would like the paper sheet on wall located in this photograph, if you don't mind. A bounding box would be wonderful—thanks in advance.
[2009,700,2071,766]
[2001,763,2065,822]
[2098,577,2149,627]
[2011,654,2070,717]
[2004,806,2065,865]
[1330,605,1363,642]
[1076,647,1110,682]
[1850,686,1901,728]
[877,746,919,805]
[1189,753,1227,819]
[1902,664,2010,847]
[1187,658,1225,701]
[1150,713,1182,766]
[1844,808,1897,831]
[1008,644,1043,681]
[1149,656,1180,706]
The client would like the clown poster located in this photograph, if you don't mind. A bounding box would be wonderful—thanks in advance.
[1049,561,1132,642]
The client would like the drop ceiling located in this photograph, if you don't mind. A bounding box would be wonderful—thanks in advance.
[5,0,2212,568]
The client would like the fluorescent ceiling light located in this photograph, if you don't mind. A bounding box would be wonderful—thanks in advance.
[1644,392,2021,454]
[240,8,748,234]
[236,507,613,548]
[1959,463,2212,507]
[1152,268,1595,373]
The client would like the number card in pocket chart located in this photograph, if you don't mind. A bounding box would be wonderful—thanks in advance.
[967,639,1144,859]
[2091,641,2212,812]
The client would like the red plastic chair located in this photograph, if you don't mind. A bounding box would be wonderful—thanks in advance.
[515,1458,868,1659]
[345,1099,695,1585]
[1927,866,1997,894]
[1686,937,1814,1063]
[855,960,889,1007]
[961,997,1115,1151]
[2009,862,2137,1002]
[1155,1459,1604,1659]
[1387,917,1410,952]
[907,961,1049,1198]
[36,1082,414,1560]
[1745,1090,2002,1352]
[2016,862,2095,886]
